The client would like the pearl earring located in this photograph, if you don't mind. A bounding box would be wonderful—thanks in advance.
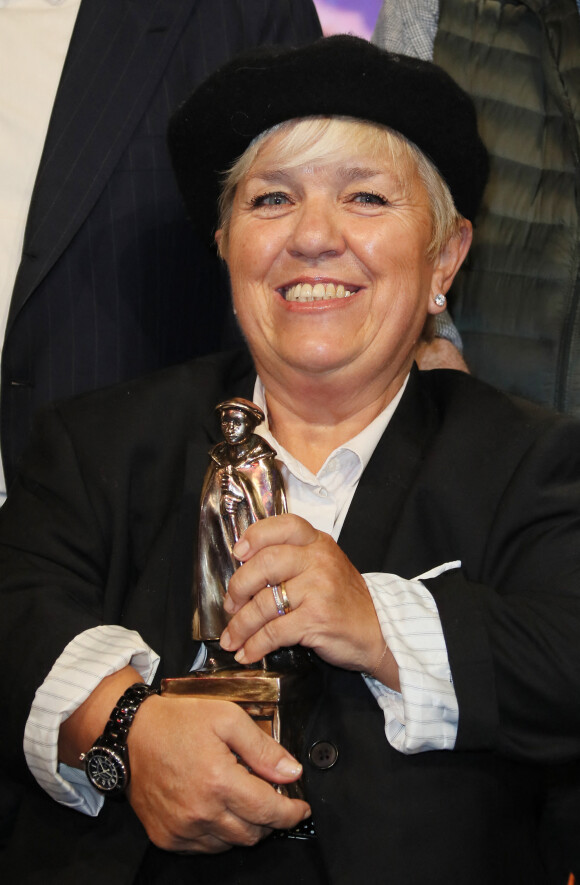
[434,293,446,308]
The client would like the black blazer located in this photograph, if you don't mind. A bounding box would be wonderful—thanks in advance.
[2,352,580,883]
[0,0,322,489]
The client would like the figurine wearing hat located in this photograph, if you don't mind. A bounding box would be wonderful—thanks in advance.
[194,398,286,650]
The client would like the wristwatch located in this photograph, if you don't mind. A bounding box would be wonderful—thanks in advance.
[80,682,157,796]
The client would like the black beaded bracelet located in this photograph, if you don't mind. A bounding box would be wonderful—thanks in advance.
[103,682,158,744]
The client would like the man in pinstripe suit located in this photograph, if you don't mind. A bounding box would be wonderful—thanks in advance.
[0,0,322,500]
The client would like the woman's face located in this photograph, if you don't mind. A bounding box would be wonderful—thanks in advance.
[218,125,446,387]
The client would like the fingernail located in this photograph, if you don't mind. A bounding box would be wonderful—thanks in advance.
[302,807,312,820]
[233,538,249,558]
[275,757,302,778]
[220,630,232,650]
[234,648,246,663]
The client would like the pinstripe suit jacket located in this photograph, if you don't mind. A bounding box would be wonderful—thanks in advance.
[0,0,321,490]
[2,352,580,882]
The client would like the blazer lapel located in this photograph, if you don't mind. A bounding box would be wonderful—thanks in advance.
[8,0,196,329]
[339,368,436,576]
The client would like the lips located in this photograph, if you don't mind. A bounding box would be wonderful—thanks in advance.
[282,282,359,302]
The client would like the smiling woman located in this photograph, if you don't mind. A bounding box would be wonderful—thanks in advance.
[3,33,580,885]
[213,117,471,462]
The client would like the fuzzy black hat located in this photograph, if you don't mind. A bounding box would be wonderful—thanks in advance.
[167,34,488,245]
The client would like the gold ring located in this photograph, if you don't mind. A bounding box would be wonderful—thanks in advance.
[272,582,291,616]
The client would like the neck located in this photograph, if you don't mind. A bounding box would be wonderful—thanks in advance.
[259,360,411,473]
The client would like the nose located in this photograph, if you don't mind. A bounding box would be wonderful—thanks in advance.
[287,196,346,261]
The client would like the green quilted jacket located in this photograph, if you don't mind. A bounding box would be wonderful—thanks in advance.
[435,0,580,414]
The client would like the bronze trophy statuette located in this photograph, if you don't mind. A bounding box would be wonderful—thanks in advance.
[161,398,318,802]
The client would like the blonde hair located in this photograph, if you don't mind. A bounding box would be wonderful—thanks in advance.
[217,116,464,260]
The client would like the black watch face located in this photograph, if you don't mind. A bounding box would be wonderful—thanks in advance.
[85,748,127,793]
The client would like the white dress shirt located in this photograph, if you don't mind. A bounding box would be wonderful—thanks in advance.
[24,374,459,815]
[0,0,81,500]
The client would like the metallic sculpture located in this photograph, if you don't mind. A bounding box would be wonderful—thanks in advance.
[193,398,286,647]
[162,398,317,804]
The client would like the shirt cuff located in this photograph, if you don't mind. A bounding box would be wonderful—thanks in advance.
[24,625,160,816]
[362,565,459,754]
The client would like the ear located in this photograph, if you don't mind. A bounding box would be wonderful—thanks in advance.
[215,228,227,261]
[428,220,472,315]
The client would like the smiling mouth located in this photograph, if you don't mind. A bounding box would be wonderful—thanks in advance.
[282,282,359,302]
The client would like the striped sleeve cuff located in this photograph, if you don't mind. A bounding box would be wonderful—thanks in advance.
[24,625,160,816]
[363,566,459,754]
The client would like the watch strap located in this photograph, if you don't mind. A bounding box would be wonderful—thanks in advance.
[101,681,158,748]
[82,682,157,795]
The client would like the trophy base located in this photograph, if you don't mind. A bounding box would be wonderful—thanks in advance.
[160,666,318,801]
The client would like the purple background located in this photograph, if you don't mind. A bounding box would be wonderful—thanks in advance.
[313,0,382,40]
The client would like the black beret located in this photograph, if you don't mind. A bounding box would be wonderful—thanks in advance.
[167,34,488,245]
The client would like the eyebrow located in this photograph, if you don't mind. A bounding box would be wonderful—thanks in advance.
[335,166,404,190]
[337,166,384,182]
[246,165,401,187]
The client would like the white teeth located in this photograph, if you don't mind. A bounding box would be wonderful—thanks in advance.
[284,282,354,302]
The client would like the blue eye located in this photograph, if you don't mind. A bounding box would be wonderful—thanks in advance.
[251,192,291,207]
[352,191,388,205]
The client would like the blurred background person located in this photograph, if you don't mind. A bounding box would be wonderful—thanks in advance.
[373,2,580,881]
[313,0,466,370]
[373,0,580,417]
[313,0,380,39]
[0,0,322,503]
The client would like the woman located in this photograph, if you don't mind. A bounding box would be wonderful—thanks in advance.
[1,35,580,885]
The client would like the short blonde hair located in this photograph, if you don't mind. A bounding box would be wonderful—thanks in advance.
[217,116,464,260]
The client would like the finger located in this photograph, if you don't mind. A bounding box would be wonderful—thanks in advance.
[218,709,312,825]
[218,704,304,788]
[160,799,271,853]
[226,621,301,666]
[147,796,272,854]
[224,762,311,832]
[222,584,301,656]
[187,802,271,850]
[225,543,308,613]
[170,831,236,854]
[232,513,317,562]
[225,581,291,634]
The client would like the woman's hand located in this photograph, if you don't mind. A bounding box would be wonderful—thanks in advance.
[127,694,309,853]
[60,667,309,854]
[220,514,398,687]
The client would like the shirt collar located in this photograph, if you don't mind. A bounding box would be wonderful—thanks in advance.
[252,374,409,479]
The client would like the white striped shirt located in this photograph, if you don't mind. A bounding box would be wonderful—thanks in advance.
[24,374,459,814]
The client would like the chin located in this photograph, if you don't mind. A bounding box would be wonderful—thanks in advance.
[284,346,353,375]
